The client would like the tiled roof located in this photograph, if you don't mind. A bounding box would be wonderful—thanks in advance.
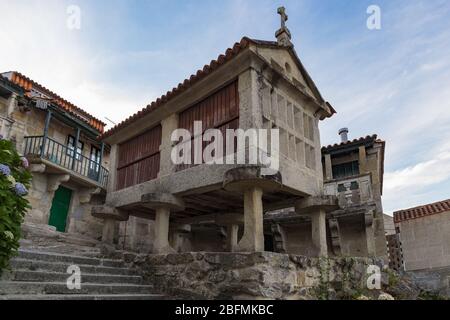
[100,36,335,140]
[394,199,450,223]
[3,71,106,133]
[321,134,378,151]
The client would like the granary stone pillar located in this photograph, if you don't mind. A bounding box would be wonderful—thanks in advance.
[223,166,282,253]
[141,192,185,254]
[226,224,240,252]
[154,207,172,254]
[311,209,327,257]
[159,114,179,177]
[102,219,116,244]
[92,206,129,244]
[238,187,264,252]
[295,195,340,258]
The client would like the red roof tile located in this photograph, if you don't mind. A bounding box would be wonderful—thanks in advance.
[394,199,450,223]
[3,71,106,133]
[321,134,378,151]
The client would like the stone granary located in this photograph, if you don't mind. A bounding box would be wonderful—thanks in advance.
[0,71,109,238]
[264,130,387,260]
[92,14,344,257]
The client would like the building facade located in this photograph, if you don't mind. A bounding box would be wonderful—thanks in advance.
[321,131,387,259]
[0,72,109,240]
[394,199,450,271]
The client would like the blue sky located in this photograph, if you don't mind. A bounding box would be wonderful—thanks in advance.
[1,0,449,213]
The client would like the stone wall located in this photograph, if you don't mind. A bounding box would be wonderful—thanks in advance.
[398,210,450,271]
[132,252,420,300]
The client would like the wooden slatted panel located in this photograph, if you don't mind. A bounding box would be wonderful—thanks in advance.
[176,81,239,171]
[116,125,162,190]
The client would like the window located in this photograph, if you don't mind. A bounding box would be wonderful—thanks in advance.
[88,146,101,179]
[67,135,84,160]
[350,181,359,190]
[332,161,359,179]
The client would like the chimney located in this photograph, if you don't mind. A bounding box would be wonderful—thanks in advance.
[338,128,349,143]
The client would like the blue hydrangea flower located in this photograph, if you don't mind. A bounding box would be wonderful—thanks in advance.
[0,134,3,140]
[0,164,11,176]
[14,183,28,196]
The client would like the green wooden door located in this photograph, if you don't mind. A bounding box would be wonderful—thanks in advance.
[48,186,72,232]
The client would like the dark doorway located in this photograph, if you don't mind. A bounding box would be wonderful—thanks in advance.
[264,234,275,252]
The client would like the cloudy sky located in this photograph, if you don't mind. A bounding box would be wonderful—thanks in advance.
[1,0,449,214]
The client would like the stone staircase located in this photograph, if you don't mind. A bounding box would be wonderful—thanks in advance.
[0,249,165,300]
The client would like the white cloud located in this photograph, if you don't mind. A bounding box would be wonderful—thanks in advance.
[0,0,156,129]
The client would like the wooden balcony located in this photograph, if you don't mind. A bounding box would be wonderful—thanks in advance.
[24,136,108,188]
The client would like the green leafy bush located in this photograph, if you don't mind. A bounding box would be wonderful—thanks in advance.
[0,136,32,276]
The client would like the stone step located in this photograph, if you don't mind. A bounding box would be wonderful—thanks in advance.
[17,250,124,268]
[0,281,156,295]
[0,294,165,300]
[10,258,138,276]
[8,270,143,285]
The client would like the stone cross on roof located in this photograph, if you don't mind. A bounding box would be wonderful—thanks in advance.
[275,6,292,47]
[277,6,288,29]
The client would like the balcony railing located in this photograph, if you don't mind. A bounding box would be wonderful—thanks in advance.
[324,173,373,207]
[24,135,108,188]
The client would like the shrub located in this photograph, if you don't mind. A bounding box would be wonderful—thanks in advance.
[0,135,32,276]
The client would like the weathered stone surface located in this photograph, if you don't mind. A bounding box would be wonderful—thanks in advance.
[132,251,421,300]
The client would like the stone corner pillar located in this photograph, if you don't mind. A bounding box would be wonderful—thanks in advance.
[141,192,185,254]
[158,114,179,177]
[92,205,129,244]
[324,153,333,180]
